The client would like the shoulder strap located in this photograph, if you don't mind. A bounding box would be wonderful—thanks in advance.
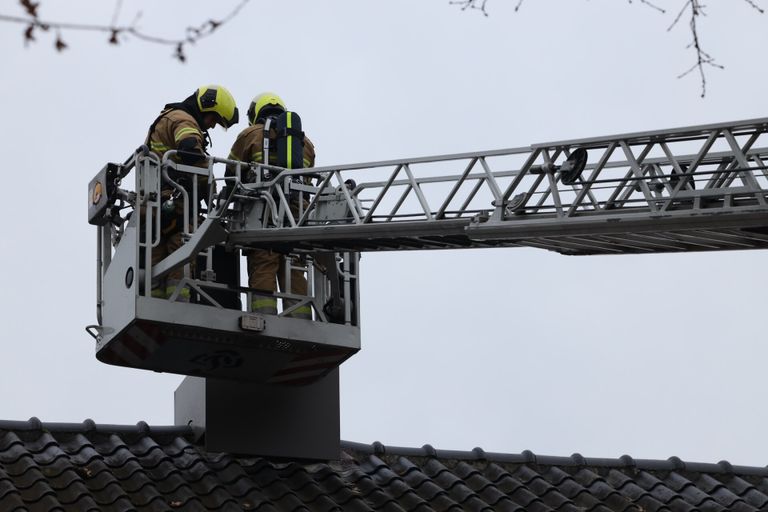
[262,118,274,165]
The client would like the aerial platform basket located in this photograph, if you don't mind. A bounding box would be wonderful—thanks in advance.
[87,149,361,385]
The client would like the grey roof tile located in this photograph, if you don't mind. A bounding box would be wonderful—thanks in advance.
[510,464,580,511]
[5,420,768,511]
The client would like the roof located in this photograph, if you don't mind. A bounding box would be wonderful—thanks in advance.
[1,418,768,511]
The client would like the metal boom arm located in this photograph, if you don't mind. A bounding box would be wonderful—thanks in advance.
[228,117,768,256]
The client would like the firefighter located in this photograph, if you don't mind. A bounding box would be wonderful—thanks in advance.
[227,92,315,319]
[146,85,239,301]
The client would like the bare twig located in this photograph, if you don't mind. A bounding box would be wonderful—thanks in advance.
[629,0,665,14]
[741,0,765,13]
[1,0,252,61]
[449,0,488,16]
[453,0,764,97]
[516,0,665,14]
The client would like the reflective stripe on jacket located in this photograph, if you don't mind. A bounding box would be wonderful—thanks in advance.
[146,109,207,166]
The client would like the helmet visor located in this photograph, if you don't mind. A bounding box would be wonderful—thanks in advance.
[218,107,240,130]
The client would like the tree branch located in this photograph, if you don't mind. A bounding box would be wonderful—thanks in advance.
[667,1,722,98]
[449,0,489,16]
[1,0,252,61]
[452,0,764,97]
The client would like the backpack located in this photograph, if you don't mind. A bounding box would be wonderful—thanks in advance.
[262,111,305,169]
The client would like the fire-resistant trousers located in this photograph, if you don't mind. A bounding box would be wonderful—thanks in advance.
[247,249,311,319]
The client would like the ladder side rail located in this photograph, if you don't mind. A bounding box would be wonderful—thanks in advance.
[533,117,768,150]
[435,158,478,220]
[565,142,617,217]
[261,150,768,230]
[296,146,530,174]
[224,120,768,231]
[354,168,521,193]
[576,146,768,177]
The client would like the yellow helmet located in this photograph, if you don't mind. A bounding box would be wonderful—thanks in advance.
[195,85,239,129]
[247,92,286,125]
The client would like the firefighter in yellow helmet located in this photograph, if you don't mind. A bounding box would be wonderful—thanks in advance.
[227,92,315,319]
[145,85,239,301]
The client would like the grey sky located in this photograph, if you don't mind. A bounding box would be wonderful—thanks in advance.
[1,0,767,465]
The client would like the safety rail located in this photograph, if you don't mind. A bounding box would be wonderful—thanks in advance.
[91,147,359,326]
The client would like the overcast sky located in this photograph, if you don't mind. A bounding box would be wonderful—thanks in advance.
[1,0,767,466]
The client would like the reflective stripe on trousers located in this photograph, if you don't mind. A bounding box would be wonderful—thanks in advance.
[251,297,312,319]
[251,297,277,315]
